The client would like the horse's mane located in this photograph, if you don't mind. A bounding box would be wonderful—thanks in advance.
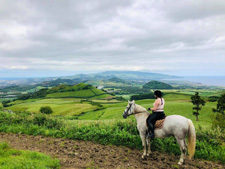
[135,104,149,114]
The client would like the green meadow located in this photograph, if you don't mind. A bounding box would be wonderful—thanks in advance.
[1,85,225,164]
[7,98,98,116]
[4,91,218,129]
[0,142,60,169]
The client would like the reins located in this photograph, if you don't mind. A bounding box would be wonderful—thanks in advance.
[132,111,148,115]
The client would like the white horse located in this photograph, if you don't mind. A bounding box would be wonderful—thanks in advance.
[122,100,196,165]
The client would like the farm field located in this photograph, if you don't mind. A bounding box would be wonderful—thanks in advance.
[161,89,223,97]
[7,98,98,116]
[46,88,107,98]
[4,92,218,129]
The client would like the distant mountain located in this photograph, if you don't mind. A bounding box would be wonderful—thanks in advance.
[96,71,179,80]
[61,71,180,82]
[16,83,110,100]
[0,71,180,88]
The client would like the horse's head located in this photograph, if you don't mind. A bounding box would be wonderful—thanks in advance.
[123,100,135,119]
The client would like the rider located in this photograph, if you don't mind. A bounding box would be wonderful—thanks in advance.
[147,90,165,139]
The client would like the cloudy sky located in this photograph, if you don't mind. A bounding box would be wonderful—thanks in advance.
[1,0,225,78]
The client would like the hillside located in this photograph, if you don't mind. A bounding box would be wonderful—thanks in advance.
[143,81,173,89]
[108,77,128,84]
[17,83,110,100]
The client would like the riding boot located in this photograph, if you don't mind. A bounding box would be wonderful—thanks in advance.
[147,122,155,139]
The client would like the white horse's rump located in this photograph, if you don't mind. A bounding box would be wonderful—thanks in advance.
[122,100,196,165]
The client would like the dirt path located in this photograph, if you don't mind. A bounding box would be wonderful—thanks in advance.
[0,132,224,169]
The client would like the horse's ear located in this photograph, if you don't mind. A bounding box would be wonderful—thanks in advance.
[132,100,135,103]
[128,100,130,103]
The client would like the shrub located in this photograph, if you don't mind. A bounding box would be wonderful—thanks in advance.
[2,100,11,107]
[32,113,47,126]
[130,92,155,101]
[40,106,53,114]
[44,118,65,130]
[212,93,225,129]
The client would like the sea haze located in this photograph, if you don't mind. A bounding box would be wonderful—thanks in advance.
[180,76,225,86]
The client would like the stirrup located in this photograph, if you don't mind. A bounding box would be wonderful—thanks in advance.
[147,132,154,139]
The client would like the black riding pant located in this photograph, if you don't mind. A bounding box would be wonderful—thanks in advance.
[147,111,165,126]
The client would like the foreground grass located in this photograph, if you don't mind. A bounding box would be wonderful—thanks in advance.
[0,142,60,169]
[0,111,224,164]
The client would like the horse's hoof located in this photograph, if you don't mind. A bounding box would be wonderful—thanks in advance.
[141,155,146,159]
[146,153,151,157]
[178,161,183,165]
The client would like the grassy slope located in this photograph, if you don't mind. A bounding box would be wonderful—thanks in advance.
[8,98,98,116]
[46,89,96,98]
[78,93,216,129]
[46,85,108,98]
[162,89,223,97]
[0,142,60,169]
[4,90,218,128]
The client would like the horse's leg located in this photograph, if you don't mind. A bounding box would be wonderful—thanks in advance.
[176,137,187,165]
[146,137,151,156]
[183,139,187,160]
[140,132,147,159]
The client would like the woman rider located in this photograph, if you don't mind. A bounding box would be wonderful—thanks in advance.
[147,90,165,139]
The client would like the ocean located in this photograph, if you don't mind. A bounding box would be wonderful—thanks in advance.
[179,76,225,87]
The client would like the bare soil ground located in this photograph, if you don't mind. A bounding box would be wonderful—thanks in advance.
[0,132,224,169]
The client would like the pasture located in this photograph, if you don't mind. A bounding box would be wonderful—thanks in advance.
[3,92,218,128]
[1,90,225,165]
[6,98,98,116]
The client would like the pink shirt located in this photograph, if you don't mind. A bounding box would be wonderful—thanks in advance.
[153,98,165,112]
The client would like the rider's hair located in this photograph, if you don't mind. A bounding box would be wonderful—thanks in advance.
[154,90,162,98]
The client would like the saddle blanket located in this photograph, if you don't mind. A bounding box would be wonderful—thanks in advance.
[154,118,166,129]
[146,117,166,129]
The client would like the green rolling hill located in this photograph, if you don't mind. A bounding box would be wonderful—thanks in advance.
[143,81,173,89]
[16,83,110,100]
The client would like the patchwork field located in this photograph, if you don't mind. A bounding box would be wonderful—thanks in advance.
[4,92,218,129]
[7,98,98,116]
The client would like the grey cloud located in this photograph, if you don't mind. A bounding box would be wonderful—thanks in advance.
[159,0,225,21]
[0,0,225,76]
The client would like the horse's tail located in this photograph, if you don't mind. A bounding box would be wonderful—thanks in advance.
[187,119,196,159]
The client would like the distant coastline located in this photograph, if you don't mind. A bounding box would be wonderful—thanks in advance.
[1,75,225,87]
[179,76,225,87]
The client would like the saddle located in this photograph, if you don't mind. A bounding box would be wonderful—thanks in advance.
[146,115,166,129]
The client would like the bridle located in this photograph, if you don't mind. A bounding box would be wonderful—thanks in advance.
[124,103,133,117]
[123,103,146,118]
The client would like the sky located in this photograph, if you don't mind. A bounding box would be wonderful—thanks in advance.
[0,0,225,78]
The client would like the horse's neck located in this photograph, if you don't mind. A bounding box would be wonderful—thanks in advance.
[134,104,147,113]
[134,104,148,120]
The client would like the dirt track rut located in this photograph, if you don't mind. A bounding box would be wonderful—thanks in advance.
[0,132,224,169]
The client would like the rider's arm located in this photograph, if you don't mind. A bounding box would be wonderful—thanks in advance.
[150,99,160,111]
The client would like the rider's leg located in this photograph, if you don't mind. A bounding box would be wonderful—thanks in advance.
[148,122,155,138]
[147,113,158,139]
